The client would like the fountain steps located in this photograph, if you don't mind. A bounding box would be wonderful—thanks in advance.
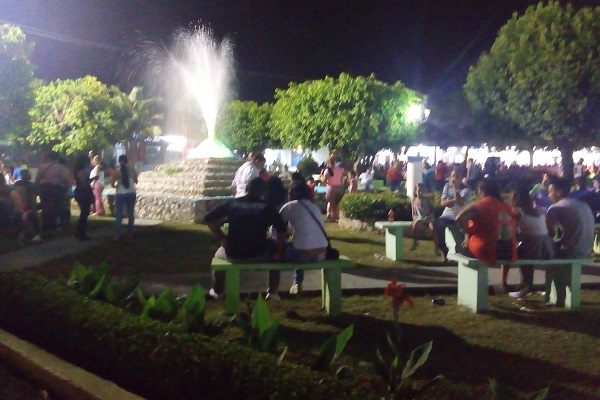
[135,158,242,222]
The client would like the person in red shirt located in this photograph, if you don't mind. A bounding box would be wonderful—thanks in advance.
[455,178,517,266]
[386,161,403,191]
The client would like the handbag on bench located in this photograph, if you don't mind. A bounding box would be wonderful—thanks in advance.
[298,200,340,260]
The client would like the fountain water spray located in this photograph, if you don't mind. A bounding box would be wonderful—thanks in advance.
[164,25,236,158]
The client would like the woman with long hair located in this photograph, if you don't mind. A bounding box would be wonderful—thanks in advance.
[507,185,554,298]
[321,155,345,221]
[110,155,138,240]
[90,155,105,216]
[73,154,95,240]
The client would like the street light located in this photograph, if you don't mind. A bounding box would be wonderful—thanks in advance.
[407,104,431,123]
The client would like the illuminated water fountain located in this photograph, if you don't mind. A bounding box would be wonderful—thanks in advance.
[135,26,241,222]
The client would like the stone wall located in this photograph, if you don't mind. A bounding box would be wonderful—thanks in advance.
[132,157,242,222]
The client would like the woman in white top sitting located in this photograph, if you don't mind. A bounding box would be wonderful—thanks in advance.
[280,182,328,294]
[507,185,554,298]
[110,155,138,241]
[358,167,375,191]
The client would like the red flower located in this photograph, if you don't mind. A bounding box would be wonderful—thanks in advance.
[384,275,414,311]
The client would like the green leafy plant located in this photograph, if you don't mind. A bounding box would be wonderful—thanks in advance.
[66,260,110,297]
[66,261,141,307]
[311,324,354,371]
[179,284,206,332]
[238,294,280,353]
[487,378,549,400]
[101,274,142,308]
[137,288,178,323]
[374,276,441,399]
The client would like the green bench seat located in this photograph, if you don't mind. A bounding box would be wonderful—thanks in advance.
[210,256,356,317]
[448,252,592,312]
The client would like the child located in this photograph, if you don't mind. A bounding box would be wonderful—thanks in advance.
[347,170,358,194]
[410,183,434,250]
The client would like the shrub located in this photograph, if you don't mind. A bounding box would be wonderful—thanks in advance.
[339,192,412,220]
[296,155,320,178]
[0,272,377,400]
[339,192,445,221]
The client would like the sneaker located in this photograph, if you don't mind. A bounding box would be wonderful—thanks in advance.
[265,293,281,301]
[31,234,42,242]
[289,283,302,295]
[509,286,534,300]
[208,288,220,300]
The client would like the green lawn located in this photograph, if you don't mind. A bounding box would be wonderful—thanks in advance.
[13,219,600,399]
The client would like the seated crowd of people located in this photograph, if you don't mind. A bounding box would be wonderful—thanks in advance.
[205,153,330,300]
[408,167,596,300]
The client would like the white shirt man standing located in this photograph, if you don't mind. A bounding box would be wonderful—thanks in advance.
[231,153,266,198]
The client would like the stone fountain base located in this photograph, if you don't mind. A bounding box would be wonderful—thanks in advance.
[133,157,243,222]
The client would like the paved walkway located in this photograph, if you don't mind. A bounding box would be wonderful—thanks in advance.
[2,219,599,296]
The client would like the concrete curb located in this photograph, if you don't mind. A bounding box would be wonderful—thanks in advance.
[0,330,144,400]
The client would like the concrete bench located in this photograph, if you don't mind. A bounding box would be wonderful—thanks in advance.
[374,221,414,260]
[210,256,356,317]
[447,252,592,312]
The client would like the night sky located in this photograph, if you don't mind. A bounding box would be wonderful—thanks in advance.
[2,0,600,103]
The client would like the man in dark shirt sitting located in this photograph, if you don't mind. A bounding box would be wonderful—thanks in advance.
[204,177,287,300]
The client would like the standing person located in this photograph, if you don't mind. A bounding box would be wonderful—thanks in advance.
[530,173,553,212]
[422,161,434,192]
[410,183,435,251]
[35,151,71,238]
[11,158,28,182]
[10,170,41,241]
[73,155,95,241]
[508,186,554,299]
[573,158,585,179]
[89,155,105,216]
[321,155,345,221]
[432,169,472,261]
[455,178,518,266]
[347,170,358,194]
[204,177,287,300]
[434,160,447,192]
[110,155,138,241]
[546,178,595,259]
[465,158,479,191]
[231,153,266,198]
[280,182,329,295]
[386,161,403,192]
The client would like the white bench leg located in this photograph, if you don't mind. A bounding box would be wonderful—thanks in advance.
[384,228,404,260]
[321,268,342,317]
[457,262,489,312]
[545,263,581,309]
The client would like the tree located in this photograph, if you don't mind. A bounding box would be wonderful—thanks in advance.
[215,100,278,156]
[269,73,424,164]
[28,76,117,154]
[464,2,600,180]
[0,24,37,141]
[110,86,162,164]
